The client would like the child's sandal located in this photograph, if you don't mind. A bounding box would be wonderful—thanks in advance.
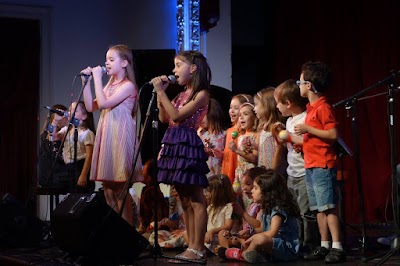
[174,248,190,259]
[191,248,207,262]
[169,248,206,264]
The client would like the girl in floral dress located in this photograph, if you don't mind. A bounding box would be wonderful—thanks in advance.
[228,100,259,209]
[254,87,287,177]
[197,98,226,177]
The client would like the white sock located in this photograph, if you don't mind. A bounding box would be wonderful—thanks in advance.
[321,241,331,249]
[332,242,343,250]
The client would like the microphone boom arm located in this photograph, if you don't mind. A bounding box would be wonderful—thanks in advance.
[333,70,400,109]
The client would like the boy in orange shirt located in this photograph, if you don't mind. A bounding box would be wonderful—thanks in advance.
[290,61,345,264]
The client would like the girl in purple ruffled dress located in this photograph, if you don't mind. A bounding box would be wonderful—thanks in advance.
[150,50,211,262]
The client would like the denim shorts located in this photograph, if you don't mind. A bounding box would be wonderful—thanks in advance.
[305,167,337,212]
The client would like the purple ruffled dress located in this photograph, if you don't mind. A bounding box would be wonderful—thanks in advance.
[157,91,209,187]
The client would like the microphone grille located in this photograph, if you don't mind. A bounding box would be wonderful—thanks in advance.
[101,66,107,74]
[168,75,177,84]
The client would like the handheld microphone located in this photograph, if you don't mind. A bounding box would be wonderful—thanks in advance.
[77,66,107,76]
[44,106,69,117]
[147,75,177,86]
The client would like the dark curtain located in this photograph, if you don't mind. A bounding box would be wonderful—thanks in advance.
[0,17,40,205]
[234,1,400,223]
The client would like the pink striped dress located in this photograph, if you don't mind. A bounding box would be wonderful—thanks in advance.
[90,80,143,183]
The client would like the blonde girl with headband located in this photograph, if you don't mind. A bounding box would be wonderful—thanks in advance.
[81,44,143,226]
[254,87,287,177]
[228,99,259,209]
[221,94,253,184]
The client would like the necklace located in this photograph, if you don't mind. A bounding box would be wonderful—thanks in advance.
[111,78,125,87]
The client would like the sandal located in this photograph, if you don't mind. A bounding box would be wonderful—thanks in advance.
[192,248,207,261]
[169,248,207,264]
[174,248,190,259]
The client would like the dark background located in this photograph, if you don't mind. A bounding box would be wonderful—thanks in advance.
[231,0,400,224]
[1,1,400,225]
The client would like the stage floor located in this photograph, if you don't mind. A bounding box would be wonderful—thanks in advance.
[0,225,399,265]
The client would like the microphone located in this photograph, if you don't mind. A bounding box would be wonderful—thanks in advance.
[146,75,177,86]
[77,66,107,76]
[44,106,69,117]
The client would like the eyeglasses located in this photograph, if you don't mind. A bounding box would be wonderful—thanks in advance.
[296,80,310,86]
[296,80,318,93]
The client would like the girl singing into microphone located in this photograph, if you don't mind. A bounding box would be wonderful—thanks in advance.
[150,50,210,262]
[81,44,143,226]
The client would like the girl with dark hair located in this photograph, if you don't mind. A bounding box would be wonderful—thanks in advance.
[222,169,300,263]
[151,50,211,262]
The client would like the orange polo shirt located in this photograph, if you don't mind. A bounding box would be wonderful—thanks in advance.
[222,126,239,183]
[303,96,337,169]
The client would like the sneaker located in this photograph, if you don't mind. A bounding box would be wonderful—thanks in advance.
[377,234,396,246]
[225,247,245,261]
[242,250,269,263]
[325,248,346,264]
[303,246,329,260]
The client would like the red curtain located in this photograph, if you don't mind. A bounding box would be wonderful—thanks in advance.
[263,1,400,223]
[0,17,40,205]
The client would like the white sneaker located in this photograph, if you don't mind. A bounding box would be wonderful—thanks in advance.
[377,234,396,246]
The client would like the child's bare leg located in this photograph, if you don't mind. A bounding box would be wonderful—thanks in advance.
[102,182,120,212]
[191,186,207,254]
[326,208,341,242]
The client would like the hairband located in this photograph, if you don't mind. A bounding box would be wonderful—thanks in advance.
[240,94,250,102]
[240,102,255,109]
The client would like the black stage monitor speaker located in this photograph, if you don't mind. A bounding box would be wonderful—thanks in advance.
[0,193,45,248]
[50,193,149,265]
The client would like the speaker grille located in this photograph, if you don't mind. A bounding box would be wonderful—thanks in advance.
[51,193,149,264]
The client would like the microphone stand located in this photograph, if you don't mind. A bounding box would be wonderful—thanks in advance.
[39,111,59,198]
[334,98,368,255]
[56,77,88,195]
[362,74,400,265]
[34,111,59,216]
[135,88,165,260]
[333,137,354,249]
[346,99,368,253]
[333,71,400,259]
